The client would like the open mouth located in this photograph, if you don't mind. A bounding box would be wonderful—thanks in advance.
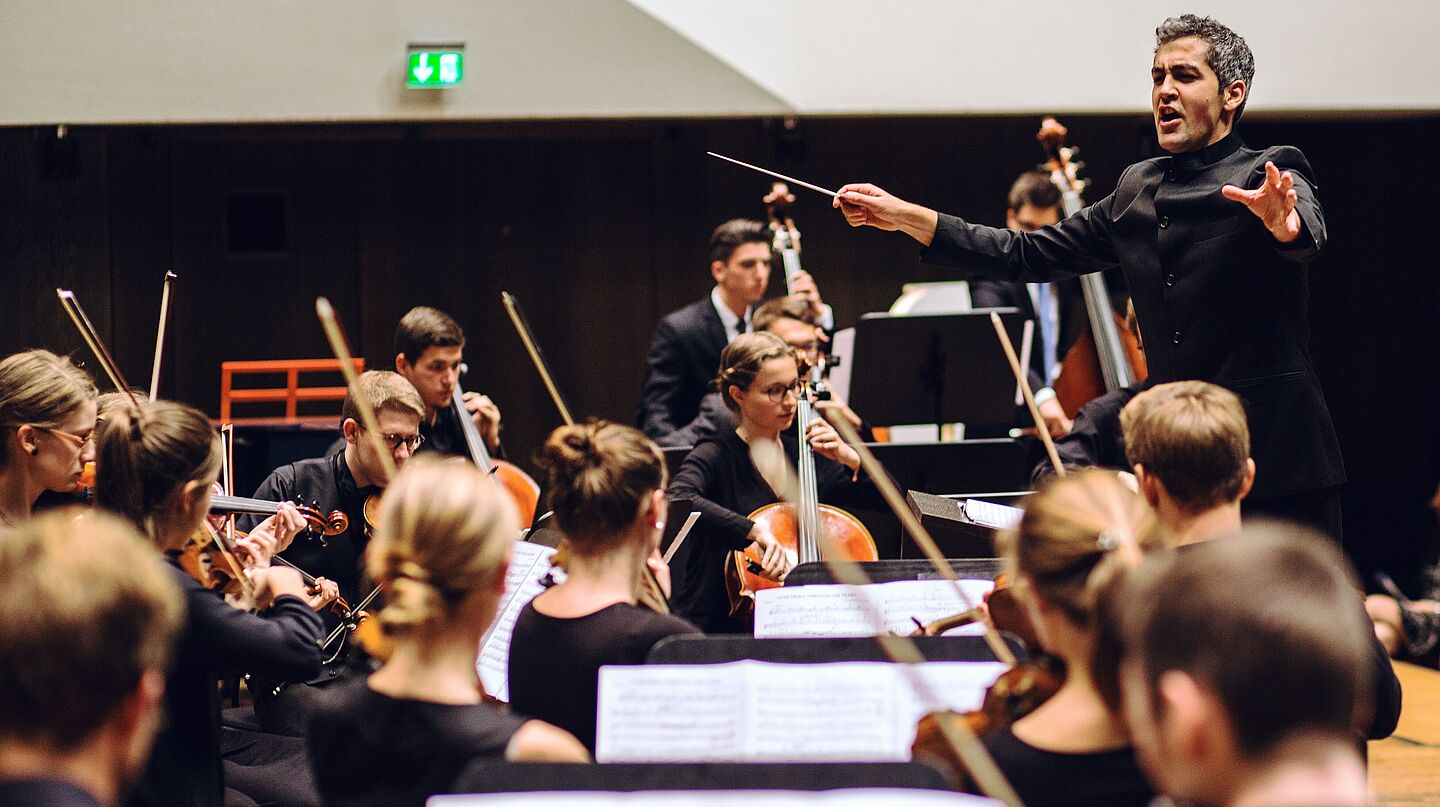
[1157,108,1183,131]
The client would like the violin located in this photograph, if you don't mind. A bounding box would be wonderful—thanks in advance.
[725,383,878,617]
[1037,117,1148,416]
[451,369,540,529]
[208,493,349,540]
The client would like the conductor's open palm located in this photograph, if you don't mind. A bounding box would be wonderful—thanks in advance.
[1221,161,1301,243]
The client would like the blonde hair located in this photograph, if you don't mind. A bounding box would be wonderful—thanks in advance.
[0,509,184,750]
[536,419,666,554]
[1121,381,1250,510]
[341,370,425,425]
[998,469,1165,706]
[0,349,97,467]
[369,457,516,635]
[716,331,794,413]
[95,400,221,547]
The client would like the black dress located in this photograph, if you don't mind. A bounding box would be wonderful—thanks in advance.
[0,780,103,807]
[127,559,324,807]
[307,678,528,807]
[667,428,881,633]
[507,601,700,752]
[978,727,1154,807]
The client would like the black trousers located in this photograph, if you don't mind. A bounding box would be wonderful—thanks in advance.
[221,723,319,807]
[1243,484,1344,543]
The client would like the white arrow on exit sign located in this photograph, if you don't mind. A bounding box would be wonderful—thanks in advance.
[412,53,434,83]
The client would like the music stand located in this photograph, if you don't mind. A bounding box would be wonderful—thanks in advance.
[449,761,950,796]
[847,309,1029,430]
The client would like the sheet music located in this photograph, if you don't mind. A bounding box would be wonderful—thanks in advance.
[960,499,1023,531]
[753,579,995,638]
[596,660,1005,763]
[434,789,1001,806]
[476,540,556,702]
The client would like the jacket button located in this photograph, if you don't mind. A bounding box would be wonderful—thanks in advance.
[1167,172,1176,182]
[1166,273,1177,287]
[1172,330,1183,344]
[1159,216,1170,229]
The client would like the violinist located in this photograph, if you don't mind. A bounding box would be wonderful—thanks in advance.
[240,370,426,736]
[0,510,183,807]
[1118,380,1401,740]
[668,331,877,633]
[638,218,832,443]
[307,457,587,807]
[1116,526,1374,807]
[0,349,98,525]
[93,400,323,807]
[961,469,1164,806]
[835,15,1346,539]
[393,306,504,459]
[509,420,700,752]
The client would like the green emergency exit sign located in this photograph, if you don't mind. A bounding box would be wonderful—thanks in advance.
[407,50,463,88]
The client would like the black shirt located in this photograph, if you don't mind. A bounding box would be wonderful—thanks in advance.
[417,402,508,462]
[978,727,1154,807]
[0,780,103,807]
[667,428,882,633]
[1030,383,1145,486]
[507,601,700,752]
[923,131,1343,500]
[307,678,527,807]
[128,559,323,807]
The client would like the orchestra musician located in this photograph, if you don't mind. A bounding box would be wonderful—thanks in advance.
[638,219,832,443]
[392,306,504,459]
[1117,380,1401,740]
[654,296,863,448]
[667,331,879,633]
[306,457,588,807]
[968,171,1081,438]
[508,420,700,753]
[969,470,1164,806]
[0,349,98,525]
[240,370,427,736]
[1116,527,1375,807]
[835,14,1346,540]
[0,511,183,807]
[93,400,323,807]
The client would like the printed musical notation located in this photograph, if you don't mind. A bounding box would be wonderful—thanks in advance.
[476,540,557,702]
[753,579,995,639]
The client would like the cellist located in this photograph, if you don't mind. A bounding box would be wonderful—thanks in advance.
[668,331,881,633]
[392,306,505,459]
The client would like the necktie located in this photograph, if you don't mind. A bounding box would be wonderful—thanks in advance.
[1036,283,1058,385]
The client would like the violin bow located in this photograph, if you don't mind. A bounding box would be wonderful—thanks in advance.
[501,292,575,426]
[314,298,396,481]
[990,311,1066,477]
[149,271,177,401]
[55,289,140,408]
[748,433,1022,806]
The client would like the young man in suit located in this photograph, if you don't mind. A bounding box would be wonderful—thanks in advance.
[835,15,1345,538]
[638,218,829,442]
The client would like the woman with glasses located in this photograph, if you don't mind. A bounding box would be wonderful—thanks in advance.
[0,349,98,526]
[668,331,874,633]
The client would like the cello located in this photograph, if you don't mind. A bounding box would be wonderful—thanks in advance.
[451,365,540,529]
[1038,117,1148,416]
[724,378,878,617]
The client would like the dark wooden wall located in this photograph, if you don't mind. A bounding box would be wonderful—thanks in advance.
[1,114,1436,588]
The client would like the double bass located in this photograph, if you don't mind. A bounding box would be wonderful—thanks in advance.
[450,366,540,529]
[1039,117,1148,416]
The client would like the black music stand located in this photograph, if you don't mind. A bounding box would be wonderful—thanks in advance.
[848,309,1029,430]
[450,761,949,795]
[783,558,1004,585]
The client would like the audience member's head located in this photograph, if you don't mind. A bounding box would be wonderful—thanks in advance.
[0,509,184,805]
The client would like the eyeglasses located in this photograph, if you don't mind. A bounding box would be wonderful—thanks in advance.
[754,380,804,404]
[45,427,93,451]
[374,432,425,452]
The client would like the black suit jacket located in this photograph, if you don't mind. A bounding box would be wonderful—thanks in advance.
[922,131,1343,499]
[638,297,729,440]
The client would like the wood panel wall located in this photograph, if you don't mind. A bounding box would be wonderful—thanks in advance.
[1,115,1436,587]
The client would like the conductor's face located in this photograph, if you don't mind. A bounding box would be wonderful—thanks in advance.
[711,242,773,307]
[1152,36,1242,153]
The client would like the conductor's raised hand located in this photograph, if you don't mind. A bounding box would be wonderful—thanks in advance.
[833,183,939,246]
[1221,161,1302,244]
